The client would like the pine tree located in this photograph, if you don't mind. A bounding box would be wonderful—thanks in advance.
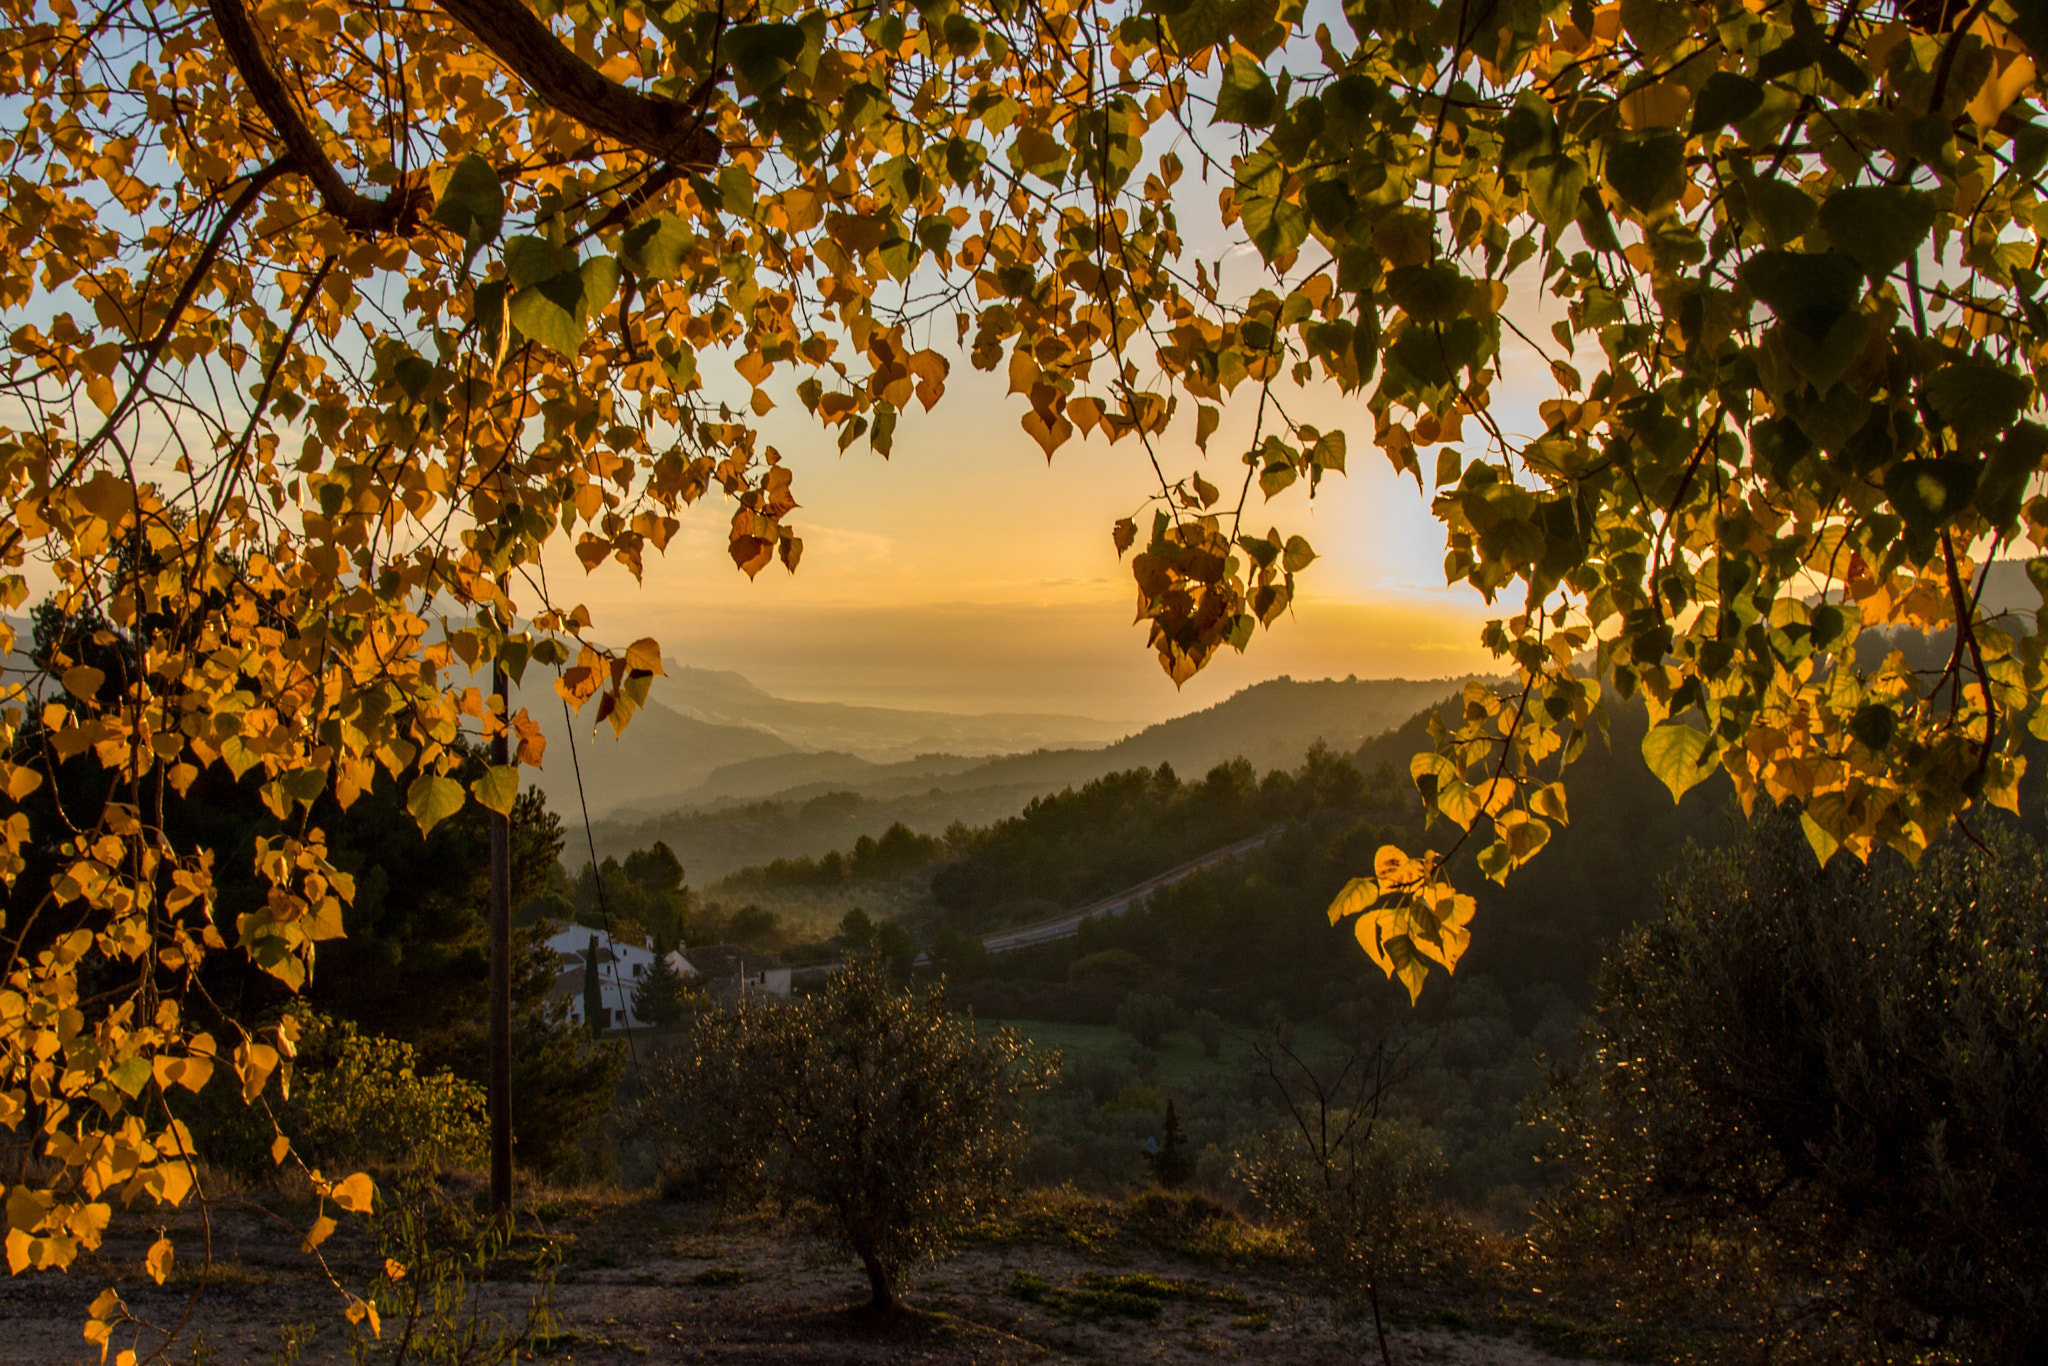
[633,935,694,1027]
[1147,1100,1192,1190]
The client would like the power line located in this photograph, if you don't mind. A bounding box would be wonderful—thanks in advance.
[561,692,642,1080]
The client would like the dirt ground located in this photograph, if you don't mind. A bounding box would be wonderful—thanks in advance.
[0,1190,1622,1366]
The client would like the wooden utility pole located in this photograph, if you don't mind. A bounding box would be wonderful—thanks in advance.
[489,663,513,1216]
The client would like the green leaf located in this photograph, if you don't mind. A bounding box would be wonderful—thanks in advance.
[472,279,508,364]
[1604,133,1686,215]
[621,215,693,281]
[1741,250,1863,339]
[1883,458,1979,530]
[280,766,327,811]
[1164,0,1236,53]
[1740,175,1818,249]
[108,1055,153,1098]
[1691,72,1763,133]
[721,23,807,93]
[1310,429,1346,472]
[1282,535,1316,572]
[1819,186,1937,281]
[504,235,575,289]
[1787,0,1871,94]
[1848,702,1897,752]
[1641,722,1716,802]
[1241,196,1309,262]
[431,154,504,261]
[406,775,466,837]
[1523,154,1586,235]
[508,255,617,357]
[946,135,989,186]
[1619,0,1690,56]
[1260,457,1298,499]
[1808,603,1849,651]
[719,162,757,216]
[1978,422,2048,530]
[509,272,587,355]
[470,764,520,817]
[1214,51,1277,126]
[1385,262,1473,323]
[1926,361,2032,450]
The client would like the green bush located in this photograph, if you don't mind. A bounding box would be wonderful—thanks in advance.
[289,1012,487,1170]
[1544,809,2048,1363]
[634,957,1054,1310]
[181,1011,486,1177]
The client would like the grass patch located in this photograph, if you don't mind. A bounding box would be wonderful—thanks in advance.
[1227,1311,1271,1332]
[691,1266,747,1287]
[1009,1270,1244,1322]
[1011,1270,1163,1321]
[1078,1272,1245,1306]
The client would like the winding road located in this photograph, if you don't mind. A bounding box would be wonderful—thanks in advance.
[972,828,1283,955]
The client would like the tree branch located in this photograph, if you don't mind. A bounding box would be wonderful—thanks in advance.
[431,0,723,169]
[206,0,428,235]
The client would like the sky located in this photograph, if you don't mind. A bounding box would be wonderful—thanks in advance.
[537,351,1515,725]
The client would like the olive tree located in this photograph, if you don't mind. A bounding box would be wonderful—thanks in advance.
[1544,806,2048,1362]
[635,957,1052,1312]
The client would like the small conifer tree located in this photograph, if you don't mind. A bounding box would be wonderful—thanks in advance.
[633,935,694,1027]
[1147,1100,1192,1190]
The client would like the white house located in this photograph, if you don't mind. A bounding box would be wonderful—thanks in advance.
[541,924,696,1030]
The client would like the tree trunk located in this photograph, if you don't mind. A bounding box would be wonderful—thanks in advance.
[489,664,513,1217]
[1367,1272,1393,1366]
[858,1248,897,1314]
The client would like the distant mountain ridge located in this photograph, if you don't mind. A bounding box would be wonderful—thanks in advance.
[518,686,798,820]
[648,664,1127,760]
[515,666,1118,818]
[590,673,1468,877]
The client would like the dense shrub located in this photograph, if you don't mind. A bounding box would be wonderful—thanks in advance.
[289,1012,488,1169]
[1544,808,2048,1362]
[185,1010,486,1175]
[634,957,1054,1310]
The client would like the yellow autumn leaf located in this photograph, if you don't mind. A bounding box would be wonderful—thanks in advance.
[330,1172,376,1214]
[345,1296,383,1338]
[61,665,105,701]
[144,1237,172,1285]
[236,1042,279,1105]
[623,636,666,674]
[405,774,465,836]
[1324,875,1379,926]
[300,1214,336,1253]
